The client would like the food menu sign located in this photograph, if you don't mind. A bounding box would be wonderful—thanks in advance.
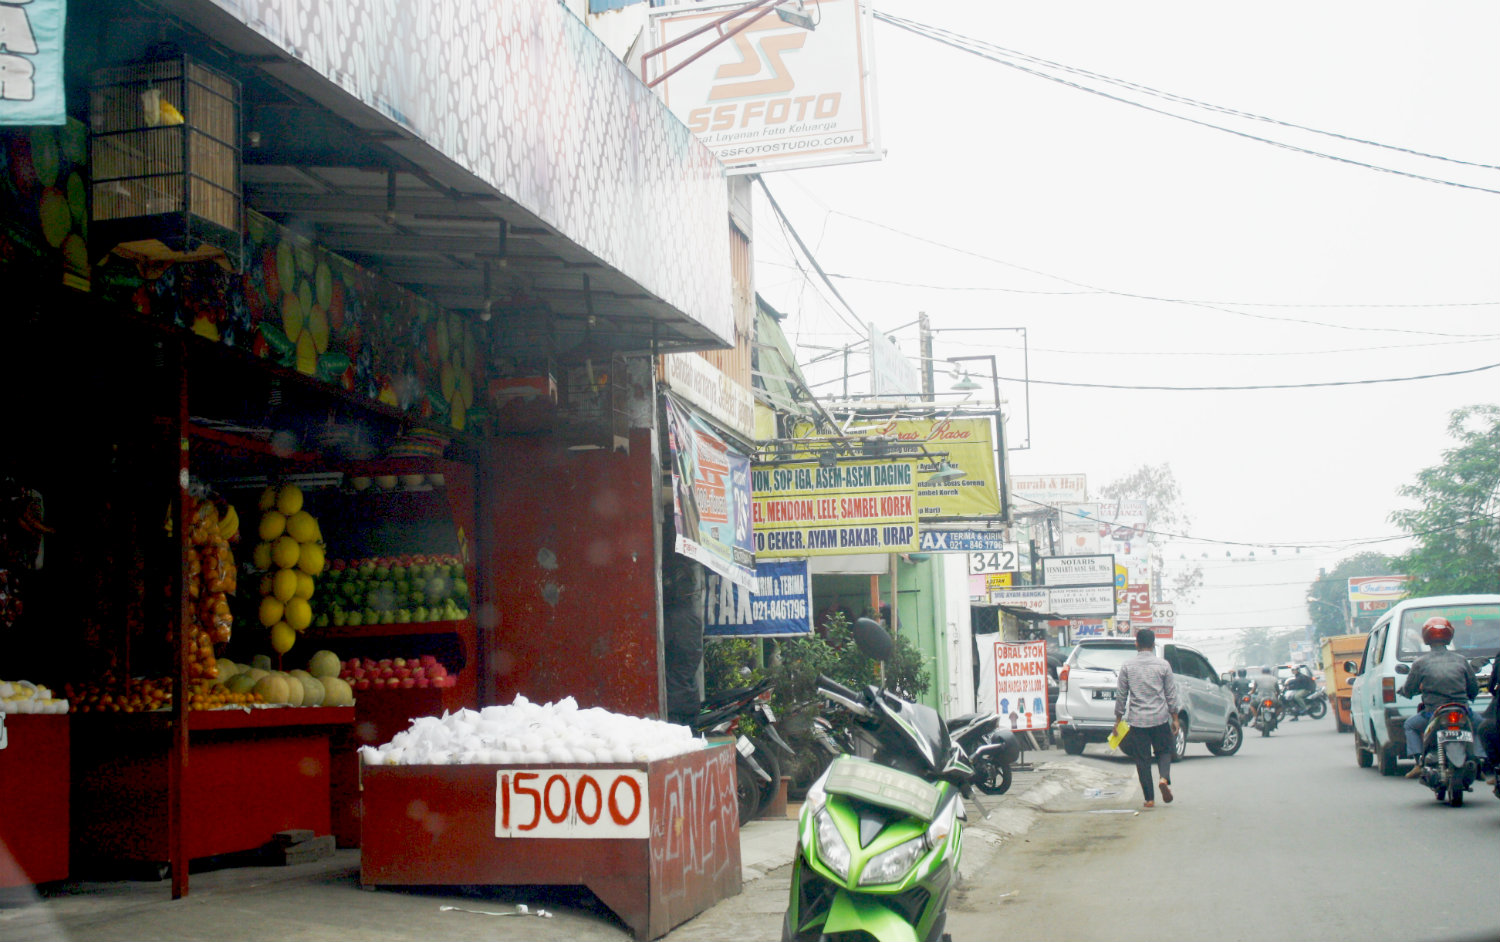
[751,460,918,557]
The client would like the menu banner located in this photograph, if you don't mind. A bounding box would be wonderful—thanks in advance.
[751,460,919,557]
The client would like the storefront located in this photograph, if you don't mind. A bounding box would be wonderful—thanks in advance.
[1,0,741,929]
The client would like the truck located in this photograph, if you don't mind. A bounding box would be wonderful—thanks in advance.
[1319,633,1368,733]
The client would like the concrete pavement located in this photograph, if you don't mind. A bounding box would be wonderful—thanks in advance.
[2,755,1111,942]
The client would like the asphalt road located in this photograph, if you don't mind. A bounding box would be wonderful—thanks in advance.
[949,716,1500,942]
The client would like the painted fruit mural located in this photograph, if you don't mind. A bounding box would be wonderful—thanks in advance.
[0,120,90,289]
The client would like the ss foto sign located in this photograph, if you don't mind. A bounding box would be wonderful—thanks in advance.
[496,769,649,838]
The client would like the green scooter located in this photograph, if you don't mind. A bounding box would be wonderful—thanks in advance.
[782,618,975,942]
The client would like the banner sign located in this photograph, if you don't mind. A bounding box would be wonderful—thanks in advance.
[1010,474,1087,509]
[704,559,813,637]
[663,353,756,442]
[1152,603,1177,626]
[1128,584,1153,623]
[649,0,881,175]
[666,397,755,588]
[1347,575,1410,614]
[978,639,1050,732]
[1099,498,1151,584]
[1049,585,1119,618]
[869,323,922,399]
[0,0,66,126]
[751,460,918,557]
[1042,554,1115,587]
[1058,502,1101,555]
[496,769,649,838]
[1147,624,1175,640]
[792,417,1001,518]
[919,529,1010,553]
[989,587,1049,611]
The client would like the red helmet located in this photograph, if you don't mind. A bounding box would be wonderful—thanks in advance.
[1421,616,1455,646]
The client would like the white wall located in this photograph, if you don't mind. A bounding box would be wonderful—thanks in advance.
[942,555,976,716]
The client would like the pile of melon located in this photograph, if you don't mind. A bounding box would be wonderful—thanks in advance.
[216,649,353,707]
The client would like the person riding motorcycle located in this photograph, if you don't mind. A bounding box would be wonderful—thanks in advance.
[1229,668,1253,701]
[1402,616,1479,779]
[1284,665,1316,719]
[1252,666,1279,719]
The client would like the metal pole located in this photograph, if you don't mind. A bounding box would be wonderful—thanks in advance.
[918,311,933,399]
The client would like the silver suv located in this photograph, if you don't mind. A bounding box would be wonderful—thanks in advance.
[1055,638,1242,759]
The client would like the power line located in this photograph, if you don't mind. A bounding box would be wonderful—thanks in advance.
[757,177,868,338]
[825,209,1500,340]
[994,359,1500,391]
[873,11,1500,197]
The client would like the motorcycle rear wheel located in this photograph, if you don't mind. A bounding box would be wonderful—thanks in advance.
[1307,699,1328,720]
[1448,784,1464,807]
[750,736,783,816]
[977,757,1013,796]
[735,754,764,826]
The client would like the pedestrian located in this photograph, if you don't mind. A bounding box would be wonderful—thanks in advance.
[1115,627,1181,808]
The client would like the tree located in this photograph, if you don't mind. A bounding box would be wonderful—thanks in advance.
[1098,463,1203,605]
[1305,552,1396,640]
[1233,626,1301,669]
[1389,405,1500,597]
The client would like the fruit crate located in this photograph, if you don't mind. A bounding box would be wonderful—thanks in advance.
[359,744,741,941]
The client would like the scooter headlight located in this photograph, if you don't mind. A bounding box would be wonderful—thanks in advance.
[859,835,927,886]
[813,810,851,881]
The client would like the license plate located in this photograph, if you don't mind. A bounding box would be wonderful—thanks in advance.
[1438,729,1473,742]
[759,703,777,723]
[735,734,755,756]
[1092,689,1116,700]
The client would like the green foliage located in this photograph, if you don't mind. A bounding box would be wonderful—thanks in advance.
[1389,405,1500,597]
[1232,626,1301,669]
[1305,552,1395,639]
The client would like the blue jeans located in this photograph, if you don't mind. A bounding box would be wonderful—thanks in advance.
[1406,705,1486,760]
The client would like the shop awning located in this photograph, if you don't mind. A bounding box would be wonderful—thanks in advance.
[112,0,733,355]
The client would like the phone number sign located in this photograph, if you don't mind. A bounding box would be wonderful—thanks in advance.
[496,769,649,838]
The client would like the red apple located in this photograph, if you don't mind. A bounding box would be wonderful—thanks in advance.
[384,677,401,688]
[393,657,407,669]
[354,679,371,690]
[420,654,437,666]
[395,668,411,681]
[411,667,426,679]
[400,677,417,689]
[416,678,430,688]
[428,664,448,680]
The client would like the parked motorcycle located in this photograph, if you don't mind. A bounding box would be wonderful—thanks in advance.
[1413,701,1480,808]
[967,724,1020,796]
[1254,696,1279,737]
[1279,686,1329,721]
[689,678,795,825]
[783,618,973,942]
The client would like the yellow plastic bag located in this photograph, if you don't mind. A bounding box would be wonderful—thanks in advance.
[1106,720,1130,750]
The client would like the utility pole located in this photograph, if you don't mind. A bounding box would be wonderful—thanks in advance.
[918,311,934,398]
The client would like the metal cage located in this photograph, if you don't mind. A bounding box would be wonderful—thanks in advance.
[89,55,242,269]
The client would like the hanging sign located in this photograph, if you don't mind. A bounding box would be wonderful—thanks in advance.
[704,559,813,637]
[666,397,756,588]
[1048,585,1118,618]
[977,639,1050,732]
[919,529,1009,552]
[988,587,1049,611]
[751,459,919,557]
[0,0,66,125]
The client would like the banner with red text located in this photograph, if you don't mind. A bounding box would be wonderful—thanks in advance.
[977,638,1050,732]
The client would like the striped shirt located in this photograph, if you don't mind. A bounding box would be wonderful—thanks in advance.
[1116,651,1180,728]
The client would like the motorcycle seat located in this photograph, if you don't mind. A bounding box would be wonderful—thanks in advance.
[945,712,989,730]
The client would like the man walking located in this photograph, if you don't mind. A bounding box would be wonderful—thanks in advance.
[1116,628,1181,808]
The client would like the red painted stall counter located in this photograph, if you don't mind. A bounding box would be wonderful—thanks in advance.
[0,714,70,887]
[71,707,353,867]
[360,743,741,941]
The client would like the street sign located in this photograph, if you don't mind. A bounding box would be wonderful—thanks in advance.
[1042,554,1115,587]
[1152,603,1177,625]
[1048,585,1118,617]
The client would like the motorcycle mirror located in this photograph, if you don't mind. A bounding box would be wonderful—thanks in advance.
[852,617,896,662]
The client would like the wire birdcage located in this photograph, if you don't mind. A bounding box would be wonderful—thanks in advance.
[558,353,630,454]
[89,55,242,269]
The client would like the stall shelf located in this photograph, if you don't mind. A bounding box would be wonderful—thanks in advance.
[360,744,742,941]
[70,706,352,867]
[0,714,70,887]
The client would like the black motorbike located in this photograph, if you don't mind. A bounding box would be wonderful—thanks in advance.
[968,725,1020,795]
[1253,695,1279,737]
[689,678,795,825]
[1413,701,1480,808]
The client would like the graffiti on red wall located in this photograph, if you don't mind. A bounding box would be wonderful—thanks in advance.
[649,746,738,900]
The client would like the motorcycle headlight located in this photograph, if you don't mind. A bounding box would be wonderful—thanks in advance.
[813,810,851,881]
[859,835,927,886]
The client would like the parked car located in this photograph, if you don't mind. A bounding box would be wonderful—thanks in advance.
[1055,638,1242,759]
[1348,594,1500,775]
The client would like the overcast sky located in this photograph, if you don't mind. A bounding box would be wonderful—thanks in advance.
[751,1,1500,665]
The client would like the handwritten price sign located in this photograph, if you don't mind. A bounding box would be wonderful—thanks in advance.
[495,769,650,838]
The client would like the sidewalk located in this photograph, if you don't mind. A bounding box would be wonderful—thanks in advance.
[2,757,1112,942]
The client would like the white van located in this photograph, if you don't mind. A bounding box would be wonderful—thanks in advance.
[1348,594,1500,775]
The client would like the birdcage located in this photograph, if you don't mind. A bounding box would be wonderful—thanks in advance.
[558,352,630,454]
[89,55,242,269]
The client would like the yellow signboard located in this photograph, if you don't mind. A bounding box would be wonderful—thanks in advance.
[986,573,1014,590]
[751,460,920,557]
[791,418,1000,518]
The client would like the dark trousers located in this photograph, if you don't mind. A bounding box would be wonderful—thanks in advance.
[1124,723,1173,801]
